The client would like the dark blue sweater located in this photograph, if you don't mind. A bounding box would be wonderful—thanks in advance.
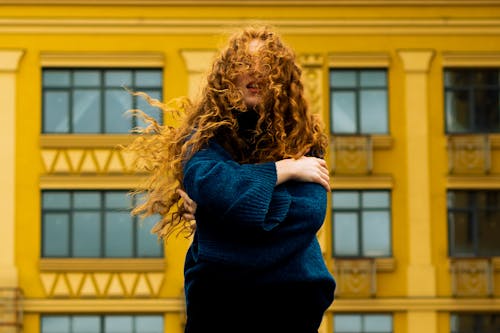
[182,140,335,330]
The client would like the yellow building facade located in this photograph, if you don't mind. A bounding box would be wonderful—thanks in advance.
[1,1,499,332]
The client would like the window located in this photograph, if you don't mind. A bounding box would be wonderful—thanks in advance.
[332,190,391,257]
[445,69,500,133]
[330,69,388,134]
[42,68,163,134]
[42,190,163,258]
[41,315,163,333]
[450,313,499,333]
[334,314,392,333]
[447,190,500,257]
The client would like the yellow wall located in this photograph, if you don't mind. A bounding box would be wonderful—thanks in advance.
[1,1,500,333]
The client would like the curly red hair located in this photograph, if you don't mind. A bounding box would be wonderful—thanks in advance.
[125,25,328,240]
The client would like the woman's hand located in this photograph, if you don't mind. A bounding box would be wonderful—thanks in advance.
[275,156,331,192]
[177,189,197,221]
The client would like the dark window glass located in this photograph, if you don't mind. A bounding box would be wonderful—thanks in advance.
[41,315,163,333]
[444,69,500,133]
[448,190,500,257]
[42,68,163,134]
[42,190,163,258]
[330,69,388,134]
[451,313,500,333]
[332,190,391,257]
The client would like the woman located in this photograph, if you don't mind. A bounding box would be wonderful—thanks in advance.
[127,26,335,333]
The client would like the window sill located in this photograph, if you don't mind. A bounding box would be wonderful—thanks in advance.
[331,257,396,273]
[39,258,165,272]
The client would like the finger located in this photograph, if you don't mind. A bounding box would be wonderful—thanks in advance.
[183,213,196,221]
[177,188,194,206]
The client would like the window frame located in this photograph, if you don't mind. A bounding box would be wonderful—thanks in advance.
[447,190,500,257]
[329,68,389,135]
[41,190,163,259]
[331,189,393,258]
[444,68,500,134]
[42,67,163,134]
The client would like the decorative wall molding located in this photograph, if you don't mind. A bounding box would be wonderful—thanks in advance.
[40,175,147,189]
[442,52,500,67]
[39,259,165,272]
[1,0,500,6]
[328,52,390,68]
[40,52,164,68]
[23,298,184,313]
[2,18,500,35]
[328,297,500,312]
[330,175,394,189]
[39,271,165,298]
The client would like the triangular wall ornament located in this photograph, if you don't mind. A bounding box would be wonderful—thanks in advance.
[66,149,85,174]
[40,273,57,296]
[133,274,151,297]
[79,274,97,298]
[107,274,125,297]
[40,150,58,174]
[66,273,84,296]
[92,273,111,296]
[52,274,71,297]
[146,273,164,296]
[93,149,111,173]
[79,150,98,174]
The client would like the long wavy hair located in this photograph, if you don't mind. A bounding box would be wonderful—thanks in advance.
[125,25,328,240]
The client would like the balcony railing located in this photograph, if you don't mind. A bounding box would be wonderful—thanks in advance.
[333,258,377,298]
[330,135,373,175]
[0,288,23,333]
[450,258,494,297]
[447,134,491,175]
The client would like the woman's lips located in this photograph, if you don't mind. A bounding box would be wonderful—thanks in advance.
[246,83,260,94]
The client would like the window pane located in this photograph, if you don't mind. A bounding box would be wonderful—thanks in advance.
[333,212,359,256]
[360,70,386,87]
[360,90,387,133]
[74,71,100,87]
[105,316,133,333]
[446,90,470,133]
[74,192,100,209]
[42,316,70,333]
[73,90,101,133]
[136,89,162,127]
[137,216,162,258]
[135,315,163,333]
[332,91,356,133]
[136,70,162,87]
[334,314,362,332]
[478,211,500,256]
[73,316,100,333]
[105,90,133,133]
[330,70,356,87]
[73,212,101,257]
[43,70,70,87]
[44,91,69,133]
[333,191,359,209]
[472,70,499,86]
[449,211,474,256]
[445,70,469,87]
[43,213,69,257]
[362,212,390,256]
[43,192,70,209]
[362,191,389,208]
[105,70,133,87]
[105,192,130,210]
[448,191,469,209]
[364,314,392,332]
[105,212,133,257]
[475,88,500,132]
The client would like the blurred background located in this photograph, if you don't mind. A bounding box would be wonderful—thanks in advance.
[0,0,499,332]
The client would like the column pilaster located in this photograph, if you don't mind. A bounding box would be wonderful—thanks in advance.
[0,49,24,287]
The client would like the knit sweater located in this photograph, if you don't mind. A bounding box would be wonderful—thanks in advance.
[182,140,335,328]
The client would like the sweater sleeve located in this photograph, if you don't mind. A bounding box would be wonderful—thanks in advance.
[183,141,291,230]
